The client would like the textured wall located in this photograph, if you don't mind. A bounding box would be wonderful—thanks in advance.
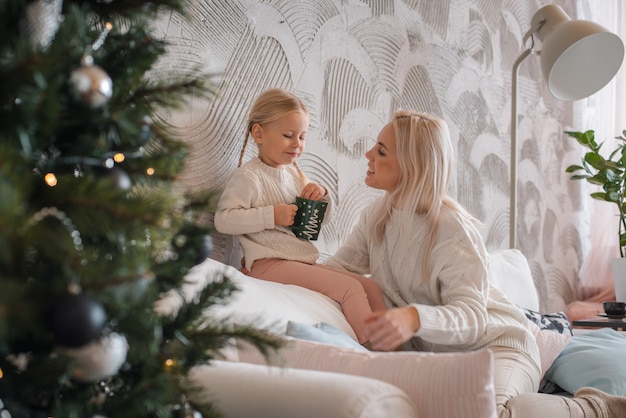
[152,0,615,312]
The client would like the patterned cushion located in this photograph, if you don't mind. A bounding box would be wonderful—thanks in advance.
[522,308,573,336]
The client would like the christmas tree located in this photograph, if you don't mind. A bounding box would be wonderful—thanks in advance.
[0,1,280,416]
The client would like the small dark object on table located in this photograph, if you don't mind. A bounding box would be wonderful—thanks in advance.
[603,301,626,316]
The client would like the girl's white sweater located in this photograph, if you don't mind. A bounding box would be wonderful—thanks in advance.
[214,157,333,271]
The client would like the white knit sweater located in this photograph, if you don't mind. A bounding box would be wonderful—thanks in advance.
[214,157,333,271]
[325,196,539,359]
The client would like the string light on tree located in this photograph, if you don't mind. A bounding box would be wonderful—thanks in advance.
[25,207,84,252]
[91,379,116,406]
[44,172,57,186]
[163,357,177,373]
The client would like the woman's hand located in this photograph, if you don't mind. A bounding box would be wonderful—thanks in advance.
[364,306,420,351]
[300,183,327,200]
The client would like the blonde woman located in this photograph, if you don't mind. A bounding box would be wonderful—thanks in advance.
[325,110,626,417]
[214,88,386,345]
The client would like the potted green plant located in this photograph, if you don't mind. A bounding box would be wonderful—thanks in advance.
[565,129,626,301]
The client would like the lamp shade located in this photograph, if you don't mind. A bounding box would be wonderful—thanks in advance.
[531,5,624,101]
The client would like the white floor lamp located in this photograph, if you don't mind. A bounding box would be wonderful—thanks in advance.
[510,4,624,249]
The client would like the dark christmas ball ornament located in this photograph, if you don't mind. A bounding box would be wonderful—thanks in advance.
[196,235,213,264]
[50,293,107,348]
[105,272,153,303]
[139,115,152,145]
[1,397,48,418]
[101,166,132,191]
[69,62,113,108]
[110,167,131,191]
[172,226,213,264]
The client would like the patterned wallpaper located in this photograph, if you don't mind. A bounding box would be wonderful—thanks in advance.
[152,0,619,312]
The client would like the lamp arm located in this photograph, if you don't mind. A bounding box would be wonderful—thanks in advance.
[510,47,532,249]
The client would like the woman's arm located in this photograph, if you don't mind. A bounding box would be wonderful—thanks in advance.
[324,209,371,275]
[412,219,491,348]
[365,211,490,352]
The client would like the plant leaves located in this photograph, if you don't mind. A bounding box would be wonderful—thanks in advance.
[565,129,626,256]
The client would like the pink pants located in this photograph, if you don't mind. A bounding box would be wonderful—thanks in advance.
[249,258,387,344]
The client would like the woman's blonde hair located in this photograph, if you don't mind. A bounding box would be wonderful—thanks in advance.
[371,110,475,281]
[238,88,309,178]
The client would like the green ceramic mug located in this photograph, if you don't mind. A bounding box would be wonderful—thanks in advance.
[290,197,328,240]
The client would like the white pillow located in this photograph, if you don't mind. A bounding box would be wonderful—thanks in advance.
[237,338,497,418]
[155,258,358,340]
[489,249,539,311]
[188,360,417,418]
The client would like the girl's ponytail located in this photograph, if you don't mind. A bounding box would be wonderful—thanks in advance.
[238,132,250,167]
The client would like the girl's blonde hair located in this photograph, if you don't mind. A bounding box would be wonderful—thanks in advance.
[371,110,475,281]
[238,88,309,180]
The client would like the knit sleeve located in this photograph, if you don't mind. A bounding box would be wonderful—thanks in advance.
[214,169,275,235]
[319,192,334,225]
[324,207,371,275]
[413,214,491,348]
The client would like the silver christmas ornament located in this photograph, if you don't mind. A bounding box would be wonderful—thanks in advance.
[23,0,64,50]
[61,332,128,382]
[70,62,113,108]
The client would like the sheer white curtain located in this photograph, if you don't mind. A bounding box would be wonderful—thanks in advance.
[574,0,624,298]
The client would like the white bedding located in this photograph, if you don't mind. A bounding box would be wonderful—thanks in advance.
[155,258,358,340]
[156,248,539,344]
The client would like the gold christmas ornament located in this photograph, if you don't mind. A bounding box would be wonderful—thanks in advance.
[70,59,113,108]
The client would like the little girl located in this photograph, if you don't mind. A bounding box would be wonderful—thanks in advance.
[214,88,386,345]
